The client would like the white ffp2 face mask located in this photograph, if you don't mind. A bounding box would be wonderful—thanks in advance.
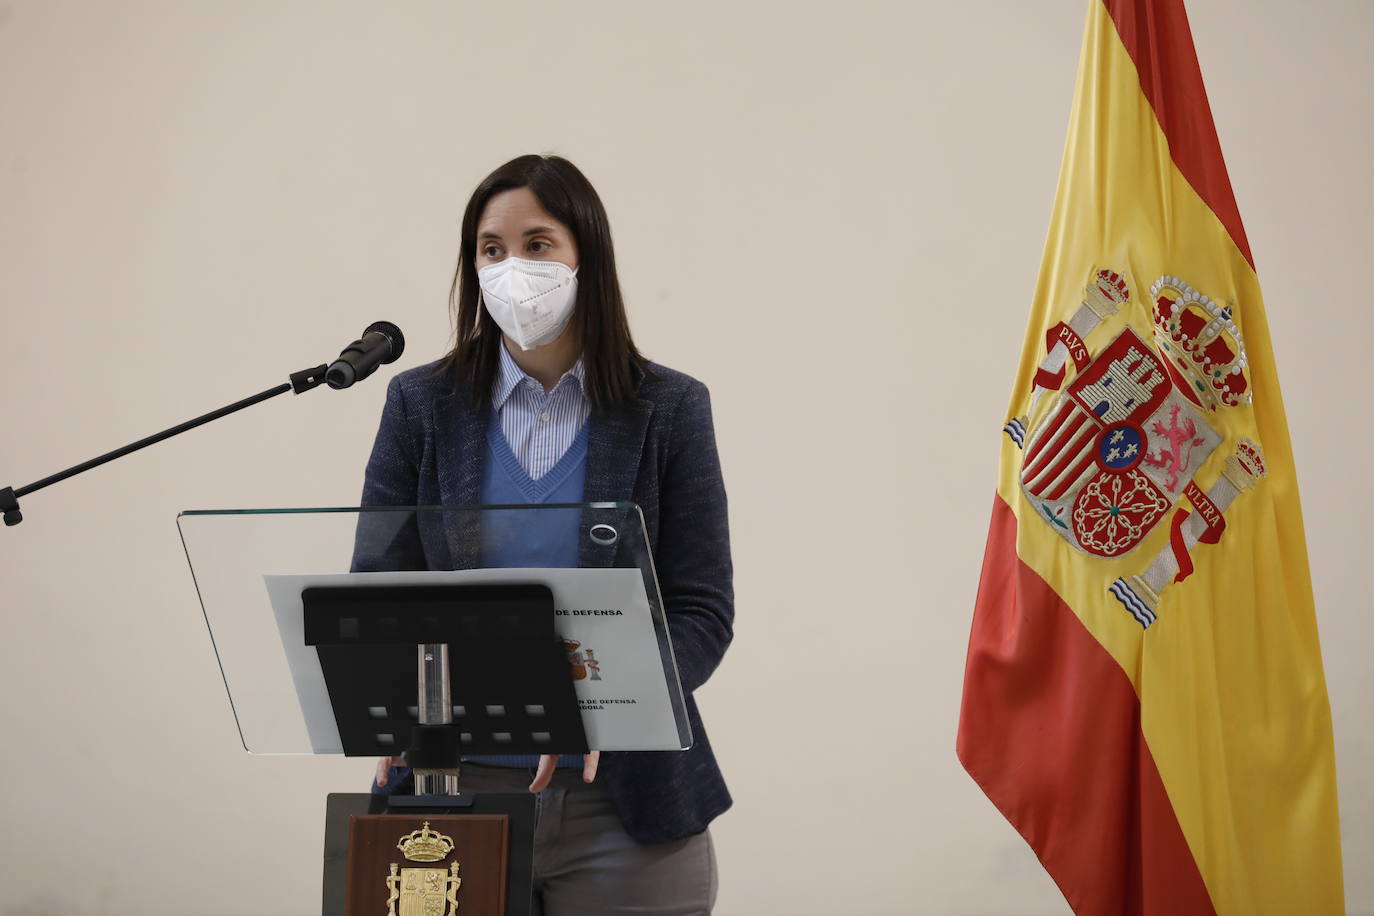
[477,257,579,351]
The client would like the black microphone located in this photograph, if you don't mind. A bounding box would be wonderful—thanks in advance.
[326,321,405,389]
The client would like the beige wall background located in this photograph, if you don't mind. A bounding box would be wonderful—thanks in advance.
[1,1,1370,913]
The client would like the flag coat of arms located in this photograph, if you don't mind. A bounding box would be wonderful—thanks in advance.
[957,1,1345,913]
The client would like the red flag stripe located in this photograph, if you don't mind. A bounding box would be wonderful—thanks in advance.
[957,495,1216,915]
[1102,0,1254,269]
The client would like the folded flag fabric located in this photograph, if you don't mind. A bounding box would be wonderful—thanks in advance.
[957,1,1345,913]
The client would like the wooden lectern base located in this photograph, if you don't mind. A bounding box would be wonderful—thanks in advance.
[323,793,537,916]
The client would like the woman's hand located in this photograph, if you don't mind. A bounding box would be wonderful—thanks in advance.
[529,750,599,792]
[375,755,406,787]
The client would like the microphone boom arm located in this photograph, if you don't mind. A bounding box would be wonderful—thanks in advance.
[0,362,329,527]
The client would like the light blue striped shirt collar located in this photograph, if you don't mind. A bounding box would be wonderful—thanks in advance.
[492,343,586,411]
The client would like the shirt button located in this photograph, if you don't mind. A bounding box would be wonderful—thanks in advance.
[540,411,551,422]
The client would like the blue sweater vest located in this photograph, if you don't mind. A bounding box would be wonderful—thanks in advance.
[478,413,589,569]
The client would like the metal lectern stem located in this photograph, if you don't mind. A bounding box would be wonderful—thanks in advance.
[414,642,460,795]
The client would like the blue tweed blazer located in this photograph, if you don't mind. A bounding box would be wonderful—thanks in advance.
[358,358,733,844]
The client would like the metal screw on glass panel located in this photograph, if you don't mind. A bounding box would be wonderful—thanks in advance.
[589,524,618,546]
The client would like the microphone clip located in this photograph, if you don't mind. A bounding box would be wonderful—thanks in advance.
[290,364,330,394]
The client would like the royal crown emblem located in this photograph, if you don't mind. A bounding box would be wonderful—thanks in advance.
[397,821,456,863]
[1230,437,1266,479]
[1085,268,1132,319]
[1150,275,1251,409]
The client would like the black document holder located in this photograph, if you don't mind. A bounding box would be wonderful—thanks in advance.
[303,583,587,759]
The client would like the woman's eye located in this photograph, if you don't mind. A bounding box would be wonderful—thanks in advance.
[529,239,550,253]
[482,244,502,258]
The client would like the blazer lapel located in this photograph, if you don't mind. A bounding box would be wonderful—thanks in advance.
[432,390,488,569]
[432,390,487,507]
[585,398,653,504]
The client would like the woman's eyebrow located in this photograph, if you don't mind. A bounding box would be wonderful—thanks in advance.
[478,225,555,241]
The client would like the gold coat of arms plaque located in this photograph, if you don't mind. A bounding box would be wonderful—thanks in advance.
[387,822,461,915]
[345,814,509,916]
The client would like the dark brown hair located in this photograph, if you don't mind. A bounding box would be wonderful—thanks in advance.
[435,154,648,409]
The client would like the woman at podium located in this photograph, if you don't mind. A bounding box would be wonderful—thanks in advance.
[361,154,733,914]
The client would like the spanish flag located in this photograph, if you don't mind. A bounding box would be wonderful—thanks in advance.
[956,1,1345,913]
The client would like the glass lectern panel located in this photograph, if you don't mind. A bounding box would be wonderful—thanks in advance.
[176,504,690,755]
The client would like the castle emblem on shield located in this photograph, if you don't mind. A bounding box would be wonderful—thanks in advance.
[1008,268,1266,627]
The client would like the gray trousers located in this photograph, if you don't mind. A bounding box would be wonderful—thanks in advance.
[457,763,718,916]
